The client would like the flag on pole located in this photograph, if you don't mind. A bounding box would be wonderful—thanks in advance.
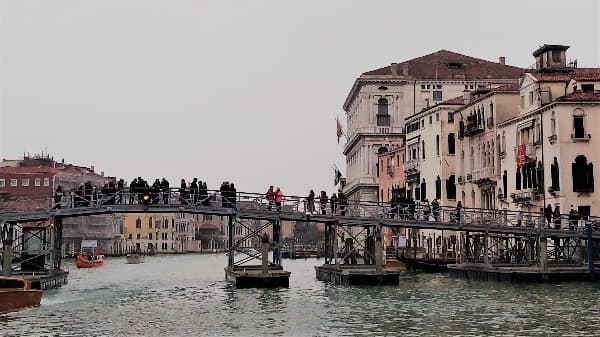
[336,117,343,144]
[333,165,343,186]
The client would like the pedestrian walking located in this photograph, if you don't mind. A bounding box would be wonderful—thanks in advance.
[330,193,338,215]
[544,204,553,228]
[266,186,275,211]
[319,191,328,215]
[553,205,561,229]
[306,190,315,214]
[275,187,283,211]
[179,179,188,205]
[160,178,170,204]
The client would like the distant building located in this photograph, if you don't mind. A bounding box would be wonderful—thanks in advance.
[343,50,523,205]
[0,154,123,256]
[124,213,196,254]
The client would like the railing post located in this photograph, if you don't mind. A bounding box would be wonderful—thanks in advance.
[375,223,383,274]
[539,234,548,272]
[333,220,339,267]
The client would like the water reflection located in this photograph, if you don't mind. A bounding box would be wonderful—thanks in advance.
[2,255,600,336]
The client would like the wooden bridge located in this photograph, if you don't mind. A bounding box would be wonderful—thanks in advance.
[1,189,599,287]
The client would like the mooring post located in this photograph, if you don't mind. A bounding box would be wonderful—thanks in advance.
[586,220,595,282]
[53,217,63,270]
[1,223,14,276]
[375,223,383,274]
[228,216,234,268]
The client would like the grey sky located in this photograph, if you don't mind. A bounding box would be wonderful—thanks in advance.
[1,0,598,196]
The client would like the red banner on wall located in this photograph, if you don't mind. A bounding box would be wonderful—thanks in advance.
[516,144,526,168]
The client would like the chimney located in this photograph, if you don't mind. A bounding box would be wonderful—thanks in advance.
[462,90,471,104]
[390,63,398,76]
[90,165,94,172]
[401,63,408,77]
[499,56,506,65]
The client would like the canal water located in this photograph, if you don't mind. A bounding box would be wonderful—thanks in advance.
[2,254,600,336]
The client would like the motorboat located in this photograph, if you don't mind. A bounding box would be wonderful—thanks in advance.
[0,276,43,312]
[125,253,145,264]
[75,253,105,268]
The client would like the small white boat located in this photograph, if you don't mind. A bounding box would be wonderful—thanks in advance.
[125,254,145,264]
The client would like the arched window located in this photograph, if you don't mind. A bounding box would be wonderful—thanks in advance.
[573,108,585,139]
[446,175,456,200]
[572,155,594,192]
[420,179,427,201]
[503,170,508,197]
[551,157,560,191]
[448,133,455,155]
[435,176,442,200]
[377,98,389,115]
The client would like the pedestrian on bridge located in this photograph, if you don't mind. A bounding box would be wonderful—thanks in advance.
[275,187,283,211]
[422,199,431,221]
[53,185,64,209]
[319,191,328,215]
[330,193,338,215]
[544,204,553,228]
[190,178,199,204]
[553,205,561,229]
[200,182,210,206]
[117,179,124,204]
[151,179,161,204]
[454,201,462,223]
[179,179,188,205]
[431,199,440,222]
[160,178,170,204]
[266,186,275,211]
[306,190,315,214]
[129,178,137,204]
[338,189,347,216]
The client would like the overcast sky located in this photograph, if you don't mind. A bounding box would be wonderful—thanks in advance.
[1,0,598,196]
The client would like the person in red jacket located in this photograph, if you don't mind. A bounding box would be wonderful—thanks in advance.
[266,186,275,211]
[275,187,283,211]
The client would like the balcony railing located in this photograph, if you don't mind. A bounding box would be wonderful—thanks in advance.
[510,188,543,203]
[548,135,557,144]
[513,143,536,162]
[472,167,493,183]
[404,160,419,173]
[463,123,485,137]
[466,173,473,182]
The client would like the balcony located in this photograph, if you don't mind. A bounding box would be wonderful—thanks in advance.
[548,134,557,144]
[514,143,537,162]
[571,133,591,142]
[472,167,493,185]
[463,123,485,137]
[404,160,419,174]
[387,165,395,177]
[376,114,390,127]
[510,188,543,203]
[466,173,473,182]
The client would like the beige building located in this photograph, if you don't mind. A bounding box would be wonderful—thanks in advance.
[343,50,523,205]
[124,213,197,254]
[456,84,520,209]
[497,44,600,217]
[404,97,465,206]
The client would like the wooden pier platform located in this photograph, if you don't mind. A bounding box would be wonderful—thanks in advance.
[314,264,401,285]
[225,265,291,288]
[20,270,69,290]
[448,263,600,283]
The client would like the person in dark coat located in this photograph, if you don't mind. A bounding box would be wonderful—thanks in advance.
[160,178,170,204]
[553,205,561,229]
[151,179,161,204]
[229,183,237,209]
[179,179,188,205]
[544,204,553,228]
[200,182,210,206]
[190,178,199,204]
[330,193,338,215]
[129,178,138,204]
[53,185,64,209]
[117,179,125,204]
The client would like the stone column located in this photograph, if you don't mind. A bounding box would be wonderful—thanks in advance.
[539,236,548,271]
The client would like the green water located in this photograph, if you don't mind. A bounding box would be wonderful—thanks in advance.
[1,254,599,336]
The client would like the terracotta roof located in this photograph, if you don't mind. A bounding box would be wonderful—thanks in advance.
[555,91,600,102]
[492,83,520,92]
[529,68,600,82]
[362,50,524,79]
[442,96,465,105]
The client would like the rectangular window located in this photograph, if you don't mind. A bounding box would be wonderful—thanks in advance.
[136,234,141,240]
[581,84,595,93]
[421,85,426,89]
[149,233,153,240]
[34,178,41,186]
[22,179,29,187]
[436,85,442,89]
[433,91,442,101]
[529,92,534,105]
[574,116,585,138]
[0,179,4,188]
[448,112,454,123]
[436,113,439,121]
[520,95,525,107]
[429,116,432,124]
[128,234,132,239]
[43,178,50,186]
[552,50,561,63]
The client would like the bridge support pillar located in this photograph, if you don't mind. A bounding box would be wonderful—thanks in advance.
[261,236,269,276]
[1,223,14,276]
[375,224,383,274]
[539,236,548,272]
[228,216,234,268]
[483,233,489,265]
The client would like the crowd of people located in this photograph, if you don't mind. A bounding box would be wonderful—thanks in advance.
[301,189,347,215]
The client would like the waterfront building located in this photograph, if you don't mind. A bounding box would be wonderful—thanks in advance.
[342,50,523,205]
[456,84,520,209]
[376,139,406,246]
[125,213,197,254]
[0,155,123,256]
[497,45,600,217]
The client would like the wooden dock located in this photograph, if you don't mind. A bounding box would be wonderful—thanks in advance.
[448,263,599,282]
[20,270,69,290]
[225,265,291,288]
[315,264,401,285]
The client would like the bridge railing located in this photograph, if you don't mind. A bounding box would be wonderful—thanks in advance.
[1,188,599,234]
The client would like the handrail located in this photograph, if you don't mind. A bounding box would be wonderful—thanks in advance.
[1,187,598,234]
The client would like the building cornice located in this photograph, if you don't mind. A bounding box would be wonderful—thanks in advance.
[455,90,519,115]
[343,78,410,111]
[497,100,600,128]
[343,132,405,155]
